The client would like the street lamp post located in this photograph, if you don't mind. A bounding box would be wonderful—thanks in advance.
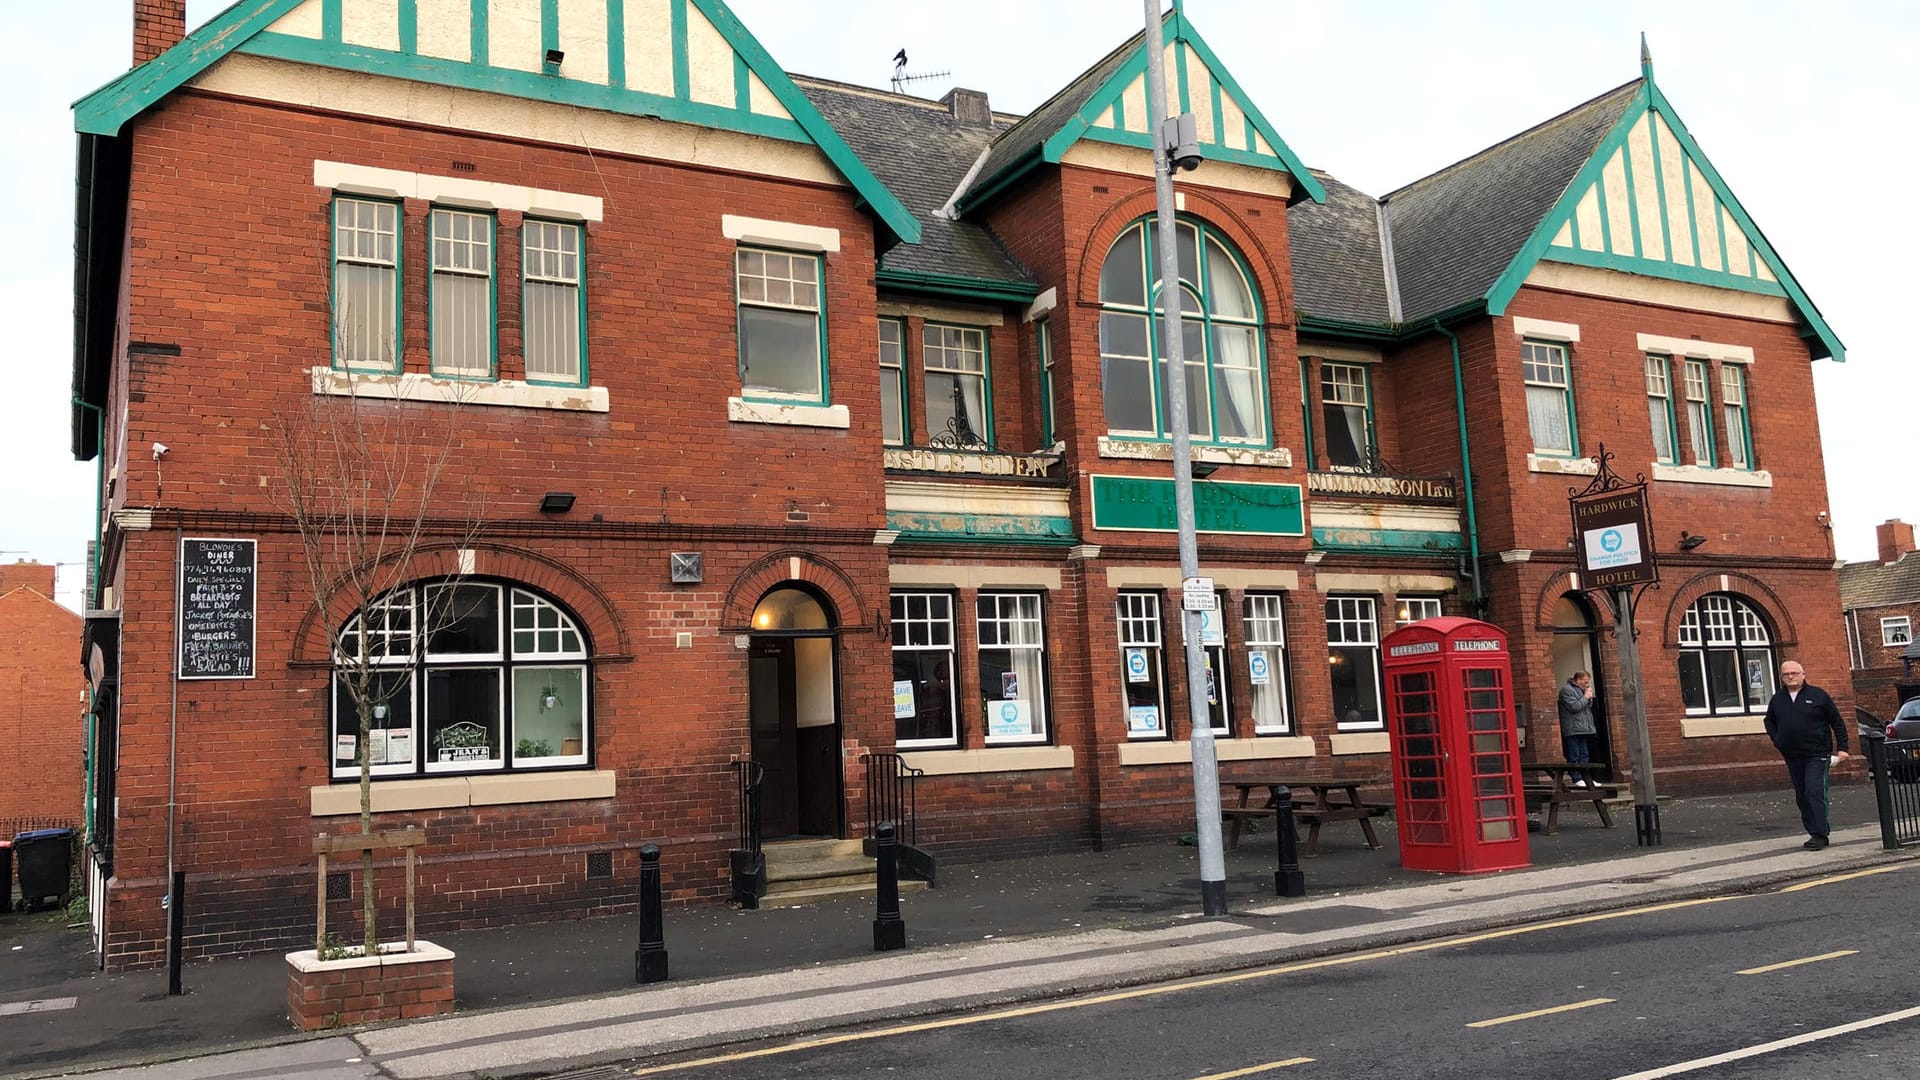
[1142,0,1227,916]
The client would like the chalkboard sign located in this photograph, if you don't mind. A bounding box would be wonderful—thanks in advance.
[178,537,257,680]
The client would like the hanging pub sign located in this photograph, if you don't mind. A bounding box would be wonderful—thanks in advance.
[1570,476,1658,590]
[177,537,257,679]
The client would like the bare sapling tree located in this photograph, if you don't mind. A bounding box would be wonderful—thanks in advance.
[273,331,485,955]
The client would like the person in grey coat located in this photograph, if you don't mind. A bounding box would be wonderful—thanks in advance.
[1558,672,1597,784]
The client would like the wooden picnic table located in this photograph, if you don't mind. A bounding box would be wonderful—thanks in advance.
[1222,777,1390,856]
[1521,761,1619,834]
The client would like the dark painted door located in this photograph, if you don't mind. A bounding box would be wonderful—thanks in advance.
[749,638,800,838]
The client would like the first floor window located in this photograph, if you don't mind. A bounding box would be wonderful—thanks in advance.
[1037,319,1057,447]
[891,592,957,747]
[1683,359,1714,466]
[879,318,906,445]
[924,324,989,443]
[1320,362,1372,468]
[737,247,824,402]
[977,593,1049,743]
[430,208,495,377]
[522,219,584,384]
[1243,594,1290,734]
[332,197,399,370]
[1117,592,1167,737]
[1721,364,1752,469]
[1326,596,1383,730]
[1646,354,1677,464]
[1522,339,1574,454]
[331,581,589,778]
[1883,616,1912,647]
[1677,593,1774,715]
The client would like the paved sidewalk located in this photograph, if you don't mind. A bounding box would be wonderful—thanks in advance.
[2,784,1911,1080]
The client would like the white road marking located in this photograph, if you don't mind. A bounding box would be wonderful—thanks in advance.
[1610,1004,1920,1079]
[1736,949,1857,975]
[1189,1058,1315,1079]
[0,997,78,1016]
[1468,997,1613,1028]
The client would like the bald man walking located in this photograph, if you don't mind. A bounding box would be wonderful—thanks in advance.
[1762,660,1849,850]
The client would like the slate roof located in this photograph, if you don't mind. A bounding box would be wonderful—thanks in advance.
[1287,171,1392,327]
[1382,81,1642,325]
[962,30,1146,209]
[1839,553,1920,611]
[798,78,1034,286]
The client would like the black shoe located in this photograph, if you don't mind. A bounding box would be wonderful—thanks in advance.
[1802,836,1829,850]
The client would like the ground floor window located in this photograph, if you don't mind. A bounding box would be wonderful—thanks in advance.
[892,591,958,747]
[978,592,1049,744]
[1326,595,1383,731]
[1395,596,1444,627]
[1194,596,1232,734]
[1677,593,1775,715]
[1117,592,1168,738]
[1242,593,1291,734]
[330,581,590,778]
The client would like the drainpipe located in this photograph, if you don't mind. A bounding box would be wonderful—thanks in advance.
[73,397,106,844]
[1433,322,1484,614]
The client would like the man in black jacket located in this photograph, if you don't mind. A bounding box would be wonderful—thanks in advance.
[1762,661,1850,849]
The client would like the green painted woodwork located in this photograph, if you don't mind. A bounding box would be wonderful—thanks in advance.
[1482,79,1843,361]
[322,0,343,42]
[329,194,405,373]
[1310,527,1462,556]
[73,0,307,135]
[398,0,417,54]
[470,0,488,66]
[1036,319,1056,448]
[521,218,591,388]
[670,0,690,100]
[541,0,560,74]
[886,511,1076,543]
[605,0,625,86]
[875,268,1040,304]
[1090,476,1304,536]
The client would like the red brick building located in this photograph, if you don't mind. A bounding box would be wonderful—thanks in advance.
[1840,520,1920,717]
[0,562,85,836]
[70,0,1848,967]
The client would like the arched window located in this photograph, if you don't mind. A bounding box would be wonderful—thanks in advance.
[330,580,591,778]
[1098,219,1265,445]
[1677,593,1774,716]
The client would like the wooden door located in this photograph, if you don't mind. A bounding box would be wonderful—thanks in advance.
[749,638,800,837]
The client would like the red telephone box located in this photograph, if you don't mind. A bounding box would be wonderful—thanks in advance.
[1381,617,1530,874]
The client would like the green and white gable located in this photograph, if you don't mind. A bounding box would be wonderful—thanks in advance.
[74,0,917,243]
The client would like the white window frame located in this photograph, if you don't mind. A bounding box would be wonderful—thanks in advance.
[1117,592,1168,740]
[923,323,990,444]
[736,246,826,405]
[1883,616,1913,647]
[879,317,906,446]
[1521,339,1575,456]
[1395,596,1445,627]
[977,592,1049,745]
[1243,592,1290,735]
[891,591,959,749]
[521,218,585,386]
[1320,361,1372,469]
[1677,594,1774,716]
[1326,595,1384,732]
[429,208,496,379]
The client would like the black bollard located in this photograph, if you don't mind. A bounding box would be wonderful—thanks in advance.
[872,822,906,952]
[166,870,186,996]
[1273,786,1306,898]
[634,844,669,984]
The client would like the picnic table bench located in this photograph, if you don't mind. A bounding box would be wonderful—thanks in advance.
[1223,778,1391,856]
[1522,761,1619,834]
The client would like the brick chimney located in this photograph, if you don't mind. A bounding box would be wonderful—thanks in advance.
[134,0,187,65]
[940,88,993,127]
[0,560,58,598]
[1877,519,1916,565]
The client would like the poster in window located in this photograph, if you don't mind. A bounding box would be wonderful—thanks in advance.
[1249,651,1271,686]
[1204,659,1217,705]
[1126,649,1150,683]
[1199,608,1224,646]
[386,729,414,764]
[1128,705,1161,733]
[1746,658,1767,701]
[1001,671,1020,699]
[336,734,356,763]
[369,732,388,765]
[989,700,1031,737]
[893,680,917,719]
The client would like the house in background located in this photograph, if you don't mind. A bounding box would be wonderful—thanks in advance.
[68,0,1847,969]
[0,562,85,837]
[1840,520,1920,717]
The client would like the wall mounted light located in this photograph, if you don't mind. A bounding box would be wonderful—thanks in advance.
[1190,461,1220,479]
[544,48,565,66]
[540,492,576,514]
[1679,531,1709,551]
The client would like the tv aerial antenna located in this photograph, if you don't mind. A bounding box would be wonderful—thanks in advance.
[890,49,949,94]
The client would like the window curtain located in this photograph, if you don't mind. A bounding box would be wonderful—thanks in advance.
[1212,325,1261,441]
[1526,386,1571,452]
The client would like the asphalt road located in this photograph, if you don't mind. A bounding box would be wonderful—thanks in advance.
[612,862,1920,1080]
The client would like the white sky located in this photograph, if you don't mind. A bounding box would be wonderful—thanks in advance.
[6,0,1915,612]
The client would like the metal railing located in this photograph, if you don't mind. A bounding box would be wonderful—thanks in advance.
[862,752,924,847]
[1862,732,1920,849]
[733,760,764,854]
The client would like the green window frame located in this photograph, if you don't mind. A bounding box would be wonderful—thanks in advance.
[429,207,498,380]
[1521,339,1576,456]
[879,317,907,446]
[1721,364,1753,469]
[736,246,827,405]
[1645,354,1679,465]
[521,218,587,387]
[1298,358,1315,468]
[1037,318,1057,447]
[1097,218,1268,447]
[330,196,402,373]
[1319,361,1374,468]
[1682,359,1715,467]
[923,322,992,444]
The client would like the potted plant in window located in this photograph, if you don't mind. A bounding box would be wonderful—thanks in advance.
[272,352,483,1031]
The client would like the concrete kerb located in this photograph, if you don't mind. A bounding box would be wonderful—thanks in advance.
[345,828,1916,1080]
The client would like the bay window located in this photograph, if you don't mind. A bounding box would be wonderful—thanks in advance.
[879,318,906,445]
[1320,362,1372,468]
[924,323,990,443]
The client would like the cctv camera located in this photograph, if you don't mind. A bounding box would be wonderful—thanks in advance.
[151,442,169,459]
[1161,113,1203,173]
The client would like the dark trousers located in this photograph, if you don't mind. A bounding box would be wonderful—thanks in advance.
[1562,734,1591,764]
[1783,755,1832,838]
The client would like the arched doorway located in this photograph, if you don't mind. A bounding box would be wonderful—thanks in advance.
[1550,593,1613,778]
[749,586,841,837]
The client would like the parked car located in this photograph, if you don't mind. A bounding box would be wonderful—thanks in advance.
[1861,702,1920,783]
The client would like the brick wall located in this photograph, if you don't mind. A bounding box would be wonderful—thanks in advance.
[0,570,85,829]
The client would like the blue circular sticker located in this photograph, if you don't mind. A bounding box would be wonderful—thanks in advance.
[1600,528,1623,552]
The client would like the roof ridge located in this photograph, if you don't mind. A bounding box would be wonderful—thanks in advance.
[792,73,1027,122]
[1385,78,1642,200]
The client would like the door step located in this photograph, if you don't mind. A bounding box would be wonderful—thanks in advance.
[758,838,928,908]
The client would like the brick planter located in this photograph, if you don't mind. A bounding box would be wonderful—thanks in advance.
[286,941,455,1031]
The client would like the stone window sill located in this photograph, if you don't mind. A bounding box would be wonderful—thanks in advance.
[728,397,850,429]
[898,746,1074,775]
[1099,437,1293,468]
[1653,464,1773,489]
[311,368,609,412]
[1527,453,1597,476]
[1329,731,1389,756]
[309,770,616,816]
[1680,715,1766,738]
[1117,736,1315,767]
